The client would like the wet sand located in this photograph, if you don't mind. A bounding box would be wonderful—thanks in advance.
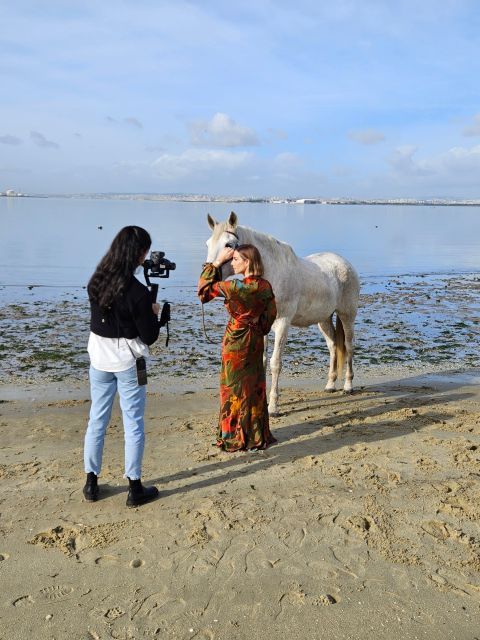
[1,368,480,639]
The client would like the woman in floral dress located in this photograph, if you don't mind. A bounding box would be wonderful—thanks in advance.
[198,244,277,452]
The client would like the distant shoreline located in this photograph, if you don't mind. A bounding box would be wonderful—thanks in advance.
[2,193,480,206]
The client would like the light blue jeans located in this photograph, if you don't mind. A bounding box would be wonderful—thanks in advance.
[84,365,146,480]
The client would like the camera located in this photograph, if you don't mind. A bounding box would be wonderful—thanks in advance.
[143,251,176,279]
[142,250,175,296]
[142,250,175,346]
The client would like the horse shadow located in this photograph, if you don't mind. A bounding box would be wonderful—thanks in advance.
[148,371,476,497]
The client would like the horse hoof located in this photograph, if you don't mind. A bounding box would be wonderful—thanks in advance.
[343,388,354,395]
[324,387,336,393]
[269,410,280,417]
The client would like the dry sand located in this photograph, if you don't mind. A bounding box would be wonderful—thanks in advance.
[1,369,480,640]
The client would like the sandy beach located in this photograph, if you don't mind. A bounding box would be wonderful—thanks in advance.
[1,366,480,640]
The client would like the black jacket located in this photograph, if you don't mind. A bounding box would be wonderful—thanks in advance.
[89,276,159,346]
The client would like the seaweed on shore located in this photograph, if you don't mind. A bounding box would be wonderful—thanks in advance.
[0,273,479,385]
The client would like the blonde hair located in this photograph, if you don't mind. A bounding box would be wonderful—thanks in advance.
[235,244,264,277]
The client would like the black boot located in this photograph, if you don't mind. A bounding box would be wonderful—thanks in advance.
[126,478,159,507]
[83,472,99,502]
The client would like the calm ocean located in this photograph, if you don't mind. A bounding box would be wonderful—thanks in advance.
[1,196,479,303]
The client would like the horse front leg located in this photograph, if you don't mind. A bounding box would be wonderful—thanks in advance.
[339,314,355,393]
[268,318,290,416]
[318,317,337,392]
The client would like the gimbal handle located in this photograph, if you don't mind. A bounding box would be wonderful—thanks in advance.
[149,283,159,303]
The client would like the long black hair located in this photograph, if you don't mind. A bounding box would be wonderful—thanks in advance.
[88,226,152,309]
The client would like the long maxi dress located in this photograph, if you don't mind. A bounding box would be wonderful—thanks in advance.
[198,263,277,451]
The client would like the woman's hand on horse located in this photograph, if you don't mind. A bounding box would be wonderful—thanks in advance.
[214,247,234,267]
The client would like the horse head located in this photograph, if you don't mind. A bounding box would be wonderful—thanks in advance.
[206,210,239,278]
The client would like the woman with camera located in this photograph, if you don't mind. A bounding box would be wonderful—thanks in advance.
[83,225,160,507]
[198,244,277,452]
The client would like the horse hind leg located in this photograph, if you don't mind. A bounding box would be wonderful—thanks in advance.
[337,313,355,393]
[318,316,337,392]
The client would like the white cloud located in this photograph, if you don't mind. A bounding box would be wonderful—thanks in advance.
[124,117,143,129]
[389,143,480,189]
[348,128,385,145]
[271,151,326,190]
[30,131,59,149]
[432,145,480,177]
[273,152,303,171]
[189,113,259,148]
[463,114,480,137]
[113,146,326,195]
[0,134,22,145]
[389,145,423,175]
[152,148,252,180]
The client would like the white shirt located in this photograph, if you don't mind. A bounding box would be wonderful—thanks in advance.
[88,332,150,372]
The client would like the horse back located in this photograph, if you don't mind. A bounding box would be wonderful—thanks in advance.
[305,252,359,283]
[277,252,359,327]
[305,252,360,306]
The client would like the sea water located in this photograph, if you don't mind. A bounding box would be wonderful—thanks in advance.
[1,197,479,304]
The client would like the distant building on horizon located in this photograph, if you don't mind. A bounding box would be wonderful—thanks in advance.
[2,189,25,197]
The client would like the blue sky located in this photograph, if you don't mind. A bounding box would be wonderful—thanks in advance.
[1,0,480,197]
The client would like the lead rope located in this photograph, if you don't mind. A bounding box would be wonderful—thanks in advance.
[201,302,216,344]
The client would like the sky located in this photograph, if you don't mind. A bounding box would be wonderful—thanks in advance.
[1,0,480,198]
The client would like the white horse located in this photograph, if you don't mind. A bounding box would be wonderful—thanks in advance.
[205,211,360,415]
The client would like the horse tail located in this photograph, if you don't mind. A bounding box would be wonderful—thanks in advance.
[335,314,346,381]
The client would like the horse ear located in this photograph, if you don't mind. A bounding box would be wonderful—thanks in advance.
[228,211,238,228]
[207,214,217,229]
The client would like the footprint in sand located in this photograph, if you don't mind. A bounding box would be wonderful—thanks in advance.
[94,555,119,565]
[104,606,125,620]
[312,594,338,606]
[0,553,10,561]
[39,585,74,601]
[130,589,187,621]
[12,595,35,607]
[421,520,449,541]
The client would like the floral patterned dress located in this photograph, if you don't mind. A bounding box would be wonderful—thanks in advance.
[198,263,277,451]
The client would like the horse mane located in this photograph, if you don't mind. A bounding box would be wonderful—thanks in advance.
[217,221,298,265]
